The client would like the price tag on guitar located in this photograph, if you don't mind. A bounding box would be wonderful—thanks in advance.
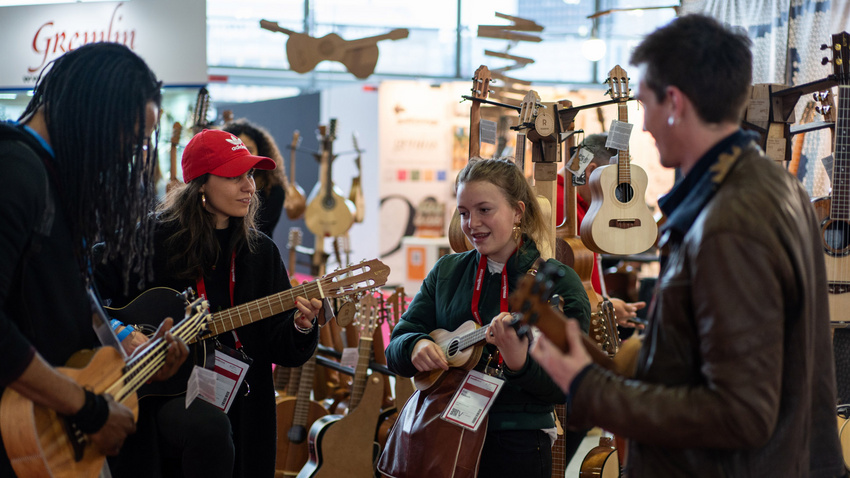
[440,370,503,431]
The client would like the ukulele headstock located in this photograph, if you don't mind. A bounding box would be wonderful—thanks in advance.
[471,65,492,101]
[606,65,630,102]
[517,90,541,131]
[170,122,182,147]
[191,87,211,134]
[509,263,563,333]
[828,32,850,83]
[290,130,302,151]
[287,226,303,251]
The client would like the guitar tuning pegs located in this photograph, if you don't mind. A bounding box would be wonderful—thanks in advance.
[822,57,831,65]
[821,44,829,51]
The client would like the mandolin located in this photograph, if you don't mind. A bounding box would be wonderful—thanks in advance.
[285,130,307,220]
[107,260,390,398]
[349,133,366,223]
[166,121,182,193]
[0,296,210,478]
[581,65,657,255]
[260,20,409,79]
[448,66,493,253]
[298,293,384,478]
[813,31,850,326]
[305,120,356,238]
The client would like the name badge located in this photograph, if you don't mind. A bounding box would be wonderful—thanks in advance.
[441,370,503,431]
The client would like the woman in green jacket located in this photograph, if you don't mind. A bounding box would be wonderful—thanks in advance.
[384,158,590,477]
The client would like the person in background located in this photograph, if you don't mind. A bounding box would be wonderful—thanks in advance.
[385,158,591,477]
[0,43,188,476]
[223,119,287,238]
[557,133,646,327]
[96,129,321,478]
[532,15,844,477]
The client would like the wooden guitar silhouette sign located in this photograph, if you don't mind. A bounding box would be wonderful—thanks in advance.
[581,65,657,255]
[305,119,357,238]
[260,20,409,79]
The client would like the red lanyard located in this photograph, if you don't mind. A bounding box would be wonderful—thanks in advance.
[196,251,242,349]
[470,253,512,325]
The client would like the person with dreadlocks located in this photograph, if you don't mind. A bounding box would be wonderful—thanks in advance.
[0,42,188,477]
[223,119,287,238]
[95,128,322,478]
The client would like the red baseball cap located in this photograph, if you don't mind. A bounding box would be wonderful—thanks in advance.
[182,129,276,183]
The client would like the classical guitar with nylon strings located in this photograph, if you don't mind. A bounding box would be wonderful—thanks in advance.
[581,65,657,255]
[260,20,408,79]
[0,295,210,478]
[107,259,389,398]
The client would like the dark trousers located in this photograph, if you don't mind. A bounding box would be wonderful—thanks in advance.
[478,429,552,478]
[109,396,234,478]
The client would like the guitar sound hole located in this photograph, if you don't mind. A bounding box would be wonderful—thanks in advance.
[615,183,635,203]
[446,340,459,357]
[322,196,337,209]
[288,425,307,444]
[824,219,850,256]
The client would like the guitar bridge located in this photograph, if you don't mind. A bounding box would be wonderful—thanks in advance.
[62,418,88,462]
[829,283,850,294]
[608,219,641,229]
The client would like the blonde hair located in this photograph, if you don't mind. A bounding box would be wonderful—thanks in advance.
[455,158,550,253]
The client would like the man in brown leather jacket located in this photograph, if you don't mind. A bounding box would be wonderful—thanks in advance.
[531,15,845,477]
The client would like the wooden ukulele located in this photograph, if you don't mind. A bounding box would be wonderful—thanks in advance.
[260,20,409,79]
[448,65,493,253]
[107,260,390,398]
[813,31,850,326]
[0,297,210,478]
[285,130,307,220]
[581,65,657,255]
[166,121,182,193]
[298,294,385,478]
[305,120,356,238]
[349,133,366,223]
[274,350,330,477]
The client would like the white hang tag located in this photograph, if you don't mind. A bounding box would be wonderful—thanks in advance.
[197,347,252,413]
[186,365,217,409]
[566,147,596,177]
[441,370,504,431]
[480,119,498,146]
[340,347,359,369]
[606,120,633,151]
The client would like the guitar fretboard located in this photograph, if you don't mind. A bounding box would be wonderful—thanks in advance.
[617,102,632,186]
[293,352,319,427]
[832,84,850,220]
[442,326,488,356]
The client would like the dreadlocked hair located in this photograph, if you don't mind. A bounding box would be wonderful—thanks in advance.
[222,119,286,195]
[455,158,550,254]
[20,42,162,290]
[157,175,261,280]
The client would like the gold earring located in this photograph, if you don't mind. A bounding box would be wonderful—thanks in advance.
[201,192,206,208]
[513,222,521,243]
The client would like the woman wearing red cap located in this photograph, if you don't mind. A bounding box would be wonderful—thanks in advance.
[96,129,322,478]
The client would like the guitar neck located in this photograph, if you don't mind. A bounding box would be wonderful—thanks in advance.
[516,132,527,173]
[617,102,632,185]
[293,352,319,427]
[197,280,327,343]
[441,325,489,356]
[551,403,568,477]
[346,29,408,49]
[350,335,373,410]
[259,20,298,37]
[832,84,850,220]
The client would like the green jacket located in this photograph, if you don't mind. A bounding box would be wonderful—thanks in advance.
[385,237,590,431]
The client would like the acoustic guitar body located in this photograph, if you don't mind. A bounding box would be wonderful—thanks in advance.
[297,375,384,478]
[813,196,850,324]
[0,347,138,478]
[275,397,330,476]
[305,185,356,238]
[284,182,307,220]
[579,437,619,478]
[581,163,657,255]
[448,210,472,253]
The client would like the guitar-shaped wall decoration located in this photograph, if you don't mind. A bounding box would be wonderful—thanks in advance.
[448,66,494,253]
[107,259,390,397]
[260,20,409,79]
[581,65,657,255]
[813,31,850,325]
[298,293,384,478]
[305,119,357,239]
[349,132,366,223]
[285,130,307,220]
[166,121,182,193]
[0,296,210,478]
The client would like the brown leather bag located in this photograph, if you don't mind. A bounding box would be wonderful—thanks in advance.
[377,367,488,478]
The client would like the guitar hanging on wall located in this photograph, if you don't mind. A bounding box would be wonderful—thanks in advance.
[349,132,366,223]
[166,121,182,193]
[285,130,307,220]
[305,119,357,239]
[259,20,409,79]
[813,31,850,325]
[581,65,657,255]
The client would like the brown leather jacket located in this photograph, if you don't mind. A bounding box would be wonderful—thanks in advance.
[567,134,844,477]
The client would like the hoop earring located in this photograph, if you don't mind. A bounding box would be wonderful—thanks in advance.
[513,221,521,243]
[201,192,206,208]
